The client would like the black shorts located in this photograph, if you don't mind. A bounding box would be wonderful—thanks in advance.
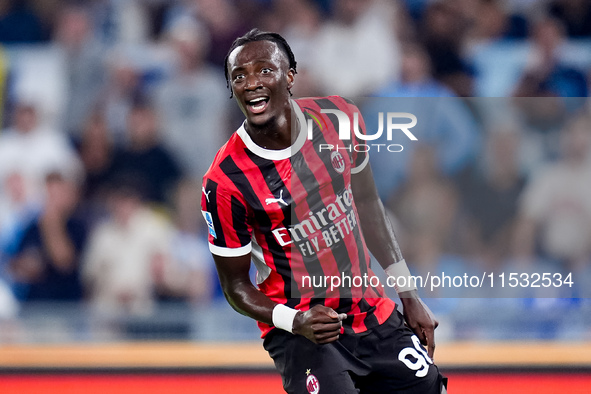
[263,310,448,394]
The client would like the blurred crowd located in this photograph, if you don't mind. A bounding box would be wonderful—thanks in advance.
[0,0,590,338]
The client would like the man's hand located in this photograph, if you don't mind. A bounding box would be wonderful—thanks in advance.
[400,291,438,359]
[292,305,347,344]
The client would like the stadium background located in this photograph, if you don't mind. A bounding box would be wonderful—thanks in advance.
[0,0,590,392]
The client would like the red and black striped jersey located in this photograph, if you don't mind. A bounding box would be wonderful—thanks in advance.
[202,96,395,337]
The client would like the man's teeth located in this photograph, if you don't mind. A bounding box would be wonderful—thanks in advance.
[249,97,267,110]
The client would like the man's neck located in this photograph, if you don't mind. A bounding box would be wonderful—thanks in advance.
[244,102,296,150]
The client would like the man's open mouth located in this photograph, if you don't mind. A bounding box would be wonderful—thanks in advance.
[247,97,269,114]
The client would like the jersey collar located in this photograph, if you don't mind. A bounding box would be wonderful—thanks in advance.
[236,99,307,160]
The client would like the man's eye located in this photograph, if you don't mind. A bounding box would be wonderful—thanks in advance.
[234,74,245,81]
[261,68,272,74]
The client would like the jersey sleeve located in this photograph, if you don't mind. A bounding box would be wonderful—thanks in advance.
[341,97,370,174]
[201,177,253,257]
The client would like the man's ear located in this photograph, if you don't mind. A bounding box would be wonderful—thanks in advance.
[287,68,295,90]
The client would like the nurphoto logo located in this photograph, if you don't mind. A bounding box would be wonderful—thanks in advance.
[306,109,418,153]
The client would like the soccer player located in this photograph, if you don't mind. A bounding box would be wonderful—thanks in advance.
[201,29,447,393]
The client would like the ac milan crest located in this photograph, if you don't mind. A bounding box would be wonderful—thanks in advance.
[306,374,320,394]
[330,151,346,174]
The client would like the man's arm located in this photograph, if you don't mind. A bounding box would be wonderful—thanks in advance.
[351,163,438,358]
[212,253,346,344]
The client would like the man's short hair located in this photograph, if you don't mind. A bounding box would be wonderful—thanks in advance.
[223,28,298,96]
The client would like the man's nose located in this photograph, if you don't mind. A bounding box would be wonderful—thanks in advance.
[245,73,262,90]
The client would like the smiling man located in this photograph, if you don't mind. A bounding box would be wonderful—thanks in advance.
[201,29,447,393]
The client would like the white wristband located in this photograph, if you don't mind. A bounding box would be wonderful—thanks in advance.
[385,259,417,293]
[272,304,299,333]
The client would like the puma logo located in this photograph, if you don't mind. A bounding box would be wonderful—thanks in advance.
[202,187,212,203]
[265,189,288,206]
